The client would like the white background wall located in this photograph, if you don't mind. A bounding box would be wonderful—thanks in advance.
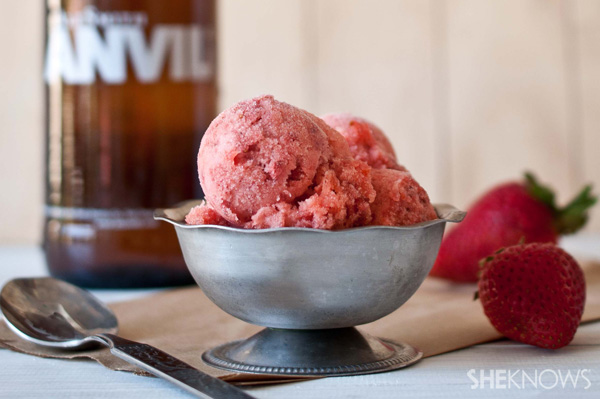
[1,0,599,244]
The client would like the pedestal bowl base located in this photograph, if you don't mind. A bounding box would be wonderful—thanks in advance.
[202,327,422,377]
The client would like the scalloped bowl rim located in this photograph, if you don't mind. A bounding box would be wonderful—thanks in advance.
[154,200,466,233]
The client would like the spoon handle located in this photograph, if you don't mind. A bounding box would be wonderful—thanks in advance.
[94,333,255,399]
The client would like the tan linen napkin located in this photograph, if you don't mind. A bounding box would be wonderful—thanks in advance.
[1,260,599,386]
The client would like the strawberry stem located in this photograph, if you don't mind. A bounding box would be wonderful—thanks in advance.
[524,172,597,235]
[556,185,597,234]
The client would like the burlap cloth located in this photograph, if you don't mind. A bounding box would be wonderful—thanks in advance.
[1,260,599,386]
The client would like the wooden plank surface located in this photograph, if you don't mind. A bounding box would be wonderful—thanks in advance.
[218,0,317,111]
[314,0,441,201]
[1,1,600,244]
[445,0,573,210]
[575,0,600,233]
[0,2,44,244]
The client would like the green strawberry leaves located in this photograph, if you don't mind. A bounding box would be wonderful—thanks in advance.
[525,172,555,208]
[524,172,597,235]
[556,185,597,234]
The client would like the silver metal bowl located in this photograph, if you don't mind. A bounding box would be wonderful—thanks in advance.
[155,200,465,377]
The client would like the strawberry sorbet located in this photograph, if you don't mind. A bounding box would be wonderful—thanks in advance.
[185,202,230,226]
[321,113,405,171]
[197,95,375,229]
[187,95,437,229]
[370,169,437,226]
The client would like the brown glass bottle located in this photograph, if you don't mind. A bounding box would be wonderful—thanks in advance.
[43,0,216,288]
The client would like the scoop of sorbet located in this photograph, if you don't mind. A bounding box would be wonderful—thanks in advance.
[370,168,437,226]
[196,95,375,230]
[185,202,230,226]
[321,113,406,171]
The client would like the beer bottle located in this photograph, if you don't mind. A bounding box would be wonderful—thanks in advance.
[43,0,216,288]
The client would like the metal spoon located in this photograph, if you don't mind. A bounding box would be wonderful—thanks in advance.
[0,277,254,399]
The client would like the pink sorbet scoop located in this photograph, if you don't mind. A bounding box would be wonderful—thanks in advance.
[369,168,437,226]
[321,113,406,171]
[194,95,376,230]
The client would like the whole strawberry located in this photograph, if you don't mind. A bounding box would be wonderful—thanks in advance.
[478,243,585,349]
[430,173,596,282]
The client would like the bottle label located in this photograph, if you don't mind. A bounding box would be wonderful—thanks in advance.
[45,205,159,230]
[44,6,214,85]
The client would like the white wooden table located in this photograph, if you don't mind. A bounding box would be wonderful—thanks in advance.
[1,235,599,398]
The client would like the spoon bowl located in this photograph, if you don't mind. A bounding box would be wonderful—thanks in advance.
[0,277,254,399]
[0,277,117,349]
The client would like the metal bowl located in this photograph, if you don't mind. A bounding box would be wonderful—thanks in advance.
[154,200,465,330]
